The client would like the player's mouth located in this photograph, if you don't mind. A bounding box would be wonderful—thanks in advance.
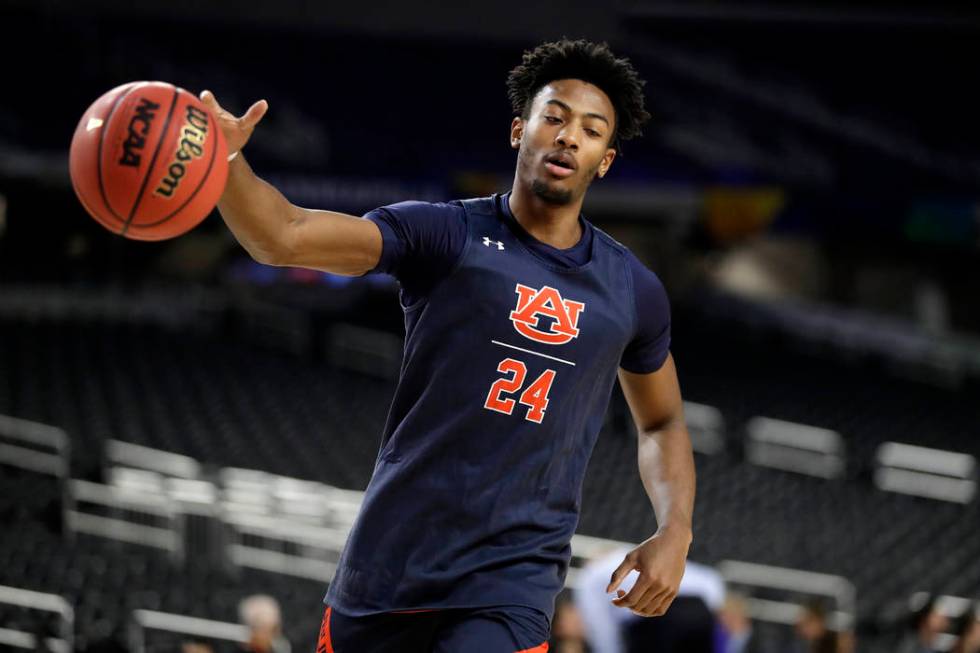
[543,152,577,179]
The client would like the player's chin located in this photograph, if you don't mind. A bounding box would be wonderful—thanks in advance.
[530,178,574,205]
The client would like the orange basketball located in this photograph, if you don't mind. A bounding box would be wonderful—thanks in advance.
[69,81,229,241]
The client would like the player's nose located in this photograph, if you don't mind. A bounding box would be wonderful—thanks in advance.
[556,129,579,151]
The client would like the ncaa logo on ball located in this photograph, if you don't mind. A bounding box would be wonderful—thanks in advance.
[118,97,160,167]
[154,105,210,198]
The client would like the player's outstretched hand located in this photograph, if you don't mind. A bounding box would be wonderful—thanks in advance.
[606,527,690,617]
[198,90,268,158]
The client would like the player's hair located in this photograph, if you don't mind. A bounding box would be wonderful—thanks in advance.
[506,38,650,151]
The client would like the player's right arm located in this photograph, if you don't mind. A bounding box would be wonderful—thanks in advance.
[201,90,382,276]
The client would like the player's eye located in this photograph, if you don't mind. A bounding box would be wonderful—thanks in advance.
[586,129,601,137]
[544,116,562,124]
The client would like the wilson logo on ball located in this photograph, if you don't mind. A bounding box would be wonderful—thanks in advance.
[154,105,210,198]
[118,97,161,167]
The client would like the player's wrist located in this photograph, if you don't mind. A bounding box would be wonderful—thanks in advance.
[655,522,693,545]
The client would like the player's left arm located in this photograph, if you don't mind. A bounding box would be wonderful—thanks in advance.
[607,352,695,617]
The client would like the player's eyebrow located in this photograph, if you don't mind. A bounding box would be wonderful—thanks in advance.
[544,99,610,126]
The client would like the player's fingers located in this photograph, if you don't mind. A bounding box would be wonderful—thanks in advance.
[198,89,223,113]
[625,584,661,615]
[611,577,651,609]
[606,555,636,593]
[645,588,677,617]
[240,100,268,130]
[636,587,674,617]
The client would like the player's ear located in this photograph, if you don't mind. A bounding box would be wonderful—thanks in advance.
[510,116,524,150]
[596,147,617,179]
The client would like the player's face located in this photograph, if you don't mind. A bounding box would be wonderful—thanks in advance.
[511,79,617,205]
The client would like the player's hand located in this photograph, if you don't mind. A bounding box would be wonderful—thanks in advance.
[198,90,268,157]
[606,525,691,617]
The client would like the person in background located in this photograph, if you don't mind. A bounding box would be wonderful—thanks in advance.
[836,627,856,653]
[790,599,838,653]
[551,588,590,653]
[575,545,722,653]
[181,641,214,653]
[950,603,980,653]
[895,594,949,653]
[239,594,291,653]
[717,592,767,653]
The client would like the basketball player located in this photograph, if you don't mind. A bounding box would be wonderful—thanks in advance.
[201,38,696,653]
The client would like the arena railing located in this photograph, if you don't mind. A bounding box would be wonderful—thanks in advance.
[219,467,363,526]
[874,442,976,504]
[718,560,856,631]
[106,439,202,480]
[0,414,69,479]
[129,609,248,653]
[67,479,184,562]
[0,414,71,533]
[683,400,726,455]
[222,511,347,582]
[0,584,73,653]
[746,416,846,479]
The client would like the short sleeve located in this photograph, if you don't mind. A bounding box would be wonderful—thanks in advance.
[364,200,467,304]
[620,253,671,374]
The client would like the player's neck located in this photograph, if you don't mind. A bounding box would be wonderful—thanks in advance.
[507,184,584,250]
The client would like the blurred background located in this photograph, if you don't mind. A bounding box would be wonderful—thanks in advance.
[1,0,979,651]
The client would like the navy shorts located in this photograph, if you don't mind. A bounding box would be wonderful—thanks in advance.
[316,604,550,653]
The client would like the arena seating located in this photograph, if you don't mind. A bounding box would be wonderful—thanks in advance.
[1,298,978,651]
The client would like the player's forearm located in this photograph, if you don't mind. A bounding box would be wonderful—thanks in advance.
[216,153,296,264]
[637,421,696,541]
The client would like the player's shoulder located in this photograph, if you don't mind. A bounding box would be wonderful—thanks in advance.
[376,198,467,219]
[367,198,470,238]
[590,223,665,290]
[590,222,630,257]
[396,194,500,224]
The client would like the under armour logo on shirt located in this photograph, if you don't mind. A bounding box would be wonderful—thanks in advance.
[482,236,504,250]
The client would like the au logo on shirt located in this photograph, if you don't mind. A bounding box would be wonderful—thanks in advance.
[509,284,585,345]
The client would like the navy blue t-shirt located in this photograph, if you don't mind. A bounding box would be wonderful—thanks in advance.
[324,192,671,622]
[367,192,670,372]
